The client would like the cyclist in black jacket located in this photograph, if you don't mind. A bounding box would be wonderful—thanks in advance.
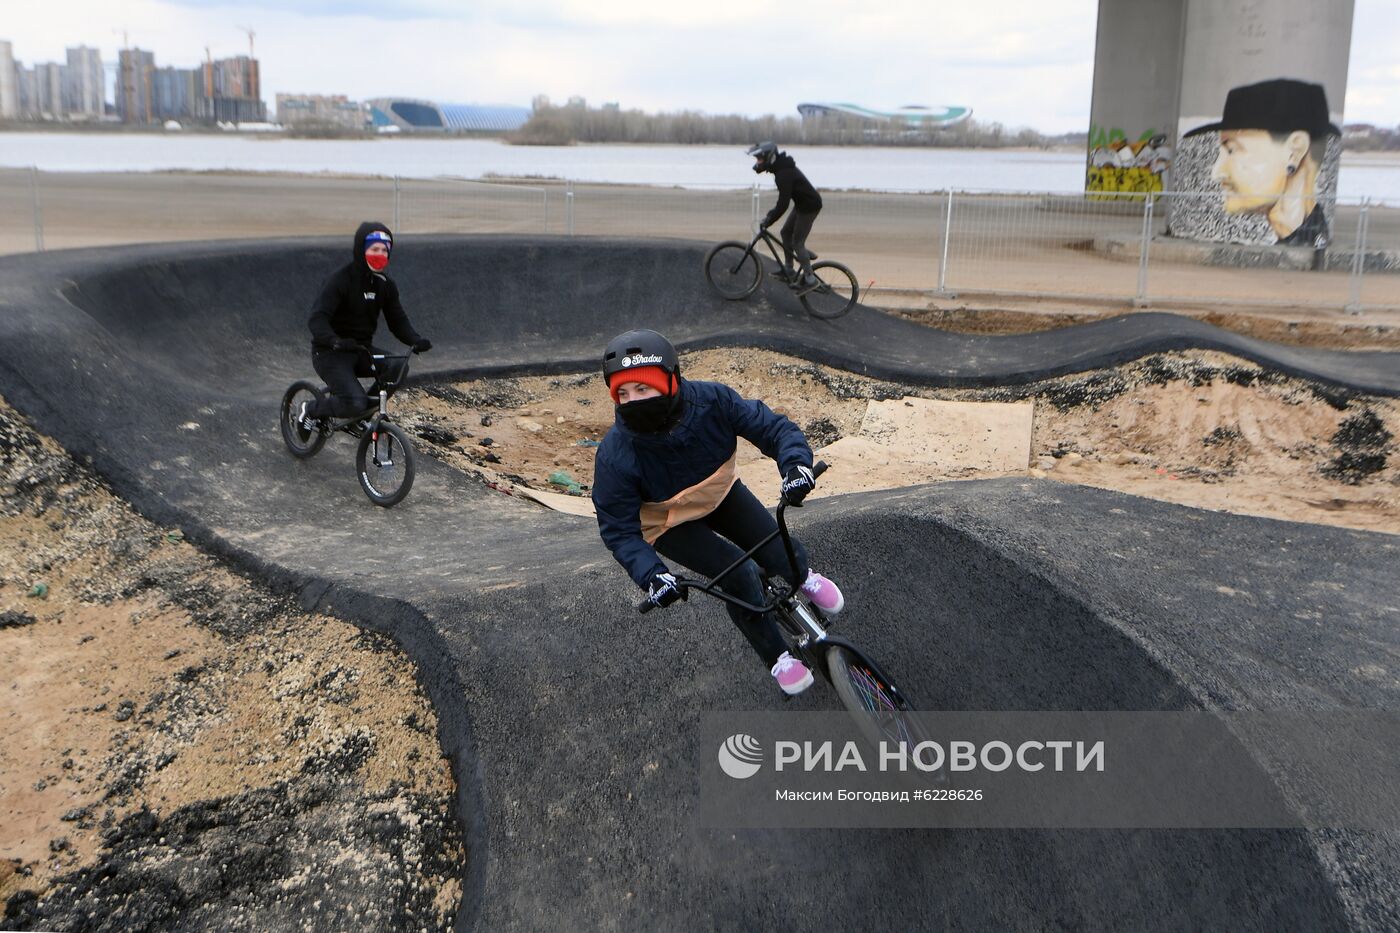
[748,141,824,287]
[299,222,431,428]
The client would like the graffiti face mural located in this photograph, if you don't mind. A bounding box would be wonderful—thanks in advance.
[1213,129,1310,215]
[1176,78,1341,248]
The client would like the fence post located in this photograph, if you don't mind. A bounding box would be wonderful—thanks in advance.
[392,175,401,232]
[1345,199,1370,314]
[566,180,575,236]
[542,187,549,234]
[751,184,760,229]
[1135,195,1154,305]
[30,166,45,252]
[936,188,953,295]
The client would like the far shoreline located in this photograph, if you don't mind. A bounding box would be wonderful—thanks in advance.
[0,124,1086,152]
[4,125,1398,161]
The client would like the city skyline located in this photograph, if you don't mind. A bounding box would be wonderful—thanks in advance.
[5,0,1400,133]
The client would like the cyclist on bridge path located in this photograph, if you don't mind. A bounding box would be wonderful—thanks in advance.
[748,141,824,289]
[590,329,844,696]
[299,221,432,428]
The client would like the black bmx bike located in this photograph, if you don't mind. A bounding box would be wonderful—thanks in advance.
[638,463,927,752]
[279,351,417,508]
[703,228,860,319]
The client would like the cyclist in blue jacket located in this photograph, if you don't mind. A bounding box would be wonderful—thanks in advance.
[591,329,844,696]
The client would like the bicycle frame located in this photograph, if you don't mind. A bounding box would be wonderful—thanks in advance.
[736,229,786,270]
[635,463,919,708]
[730,230,828,299]
[639,467,857,656]
[317,351,411,434]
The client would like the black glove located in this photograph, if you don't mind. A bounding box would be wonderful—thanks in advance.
[781,464,816,505]
[759,219,771,231]
[412,338,432,354]
[645,570,686,609]
[332,337,361,353]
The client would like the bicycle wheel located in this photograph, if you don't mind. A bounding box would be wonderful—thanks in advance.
[798,261,859,320]
[280,380,328,459]
[826,645,930,753]
[356,421,416,507]
[704,241,762,300]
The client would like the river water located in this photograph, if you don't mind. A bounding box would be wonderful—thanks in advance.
[2,131,1398,201]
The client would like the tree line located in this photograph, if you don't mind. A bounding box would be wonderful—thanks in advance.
[509,100,1084,149]
[1343,126,1400,152]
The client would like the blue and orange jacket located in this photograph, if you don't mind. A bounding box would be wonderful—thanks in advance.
[592,379,813,587]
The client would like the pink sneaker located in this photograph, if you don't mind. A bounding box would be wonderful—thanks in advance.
[771,651,815,696]
[800,570,844,615]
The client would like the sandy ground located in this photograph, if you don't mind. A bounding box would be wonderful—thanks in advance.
[3,169,1398,314]
[0,398,464,930]
[396,348,1398,535]
[882,299,1400,351]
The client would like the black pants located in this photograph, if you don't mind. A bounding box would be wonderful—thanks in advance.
[309,345,385,419]
[655,481,809,669]
[781,208,820,279]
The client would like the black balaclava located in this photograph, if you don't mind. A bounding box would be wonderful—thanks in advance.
[353,221,393,275]
[617,384,685,433]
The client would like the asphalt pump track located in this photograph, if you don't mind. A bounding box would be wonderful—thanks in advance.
[1,236,1398,930]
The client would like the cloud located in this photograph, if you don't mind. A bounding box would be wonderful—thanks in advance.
[159,0,468,19]
[6,0,1399,132]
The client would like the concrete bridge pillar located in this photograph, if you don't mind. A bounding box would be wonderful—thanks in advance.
[1089,0,1356,248]
[1086,0,1186,203]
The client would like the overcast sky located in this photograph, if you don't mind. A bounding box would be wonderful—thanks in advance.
[5,0,1399,133]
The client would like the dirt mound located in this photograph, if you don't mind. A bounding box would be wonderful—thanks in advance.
[884,302,1400,352]
[398,348,1398,535]
[0,399,464,931]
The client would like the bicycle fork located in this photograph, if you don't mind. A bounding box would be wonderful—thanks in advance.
[787,597,829,652]
[371,389,394,468]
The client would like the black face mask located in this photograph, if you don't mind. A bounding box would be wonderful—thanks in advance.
[617,394,681,433]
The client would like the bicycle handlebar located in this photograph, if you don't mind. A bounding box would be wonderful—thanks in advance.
[636,460,828,615]
[637,577,766,615]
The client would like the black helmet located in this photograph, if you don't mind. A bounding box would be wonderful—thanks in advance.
[746,141,778,173]
[602,329,679,384]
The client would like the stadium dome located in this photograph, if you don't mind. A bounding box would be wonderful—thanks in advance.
[367,98,531,132]
[796,102,972,127]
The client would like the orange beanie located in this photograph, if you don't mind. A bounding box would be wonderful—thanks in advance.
[607,365,675,403]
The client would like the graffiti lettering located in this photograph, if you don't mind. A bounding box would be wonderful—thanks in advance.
[1086,126,1172,201]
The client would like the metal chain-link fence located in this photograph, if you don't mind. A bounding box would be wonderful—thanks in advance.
[6,168,1398,311]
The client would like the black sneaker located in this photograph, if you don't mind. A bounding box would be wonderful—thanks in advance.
[769,268,796,283]
[296,401,323,434]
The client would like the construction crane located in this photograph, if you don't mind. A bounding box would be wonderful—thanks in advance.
[111,28,134,121]
[238,26,256,60]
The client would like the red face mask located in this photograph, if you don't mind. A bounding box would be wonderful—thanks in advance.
[365,250,389,272]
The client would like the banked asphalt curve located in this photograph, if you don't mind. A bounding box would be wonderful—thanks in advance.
[0,235,1398,931]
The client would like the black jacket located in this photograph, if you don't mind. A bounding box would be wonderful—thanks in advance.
[1278,204,1329,248]
[308,222,423,350]
[761,152,823,227]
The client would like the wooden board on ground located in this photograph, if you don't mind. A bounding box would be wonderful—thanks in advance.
[739,396,1034,502]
